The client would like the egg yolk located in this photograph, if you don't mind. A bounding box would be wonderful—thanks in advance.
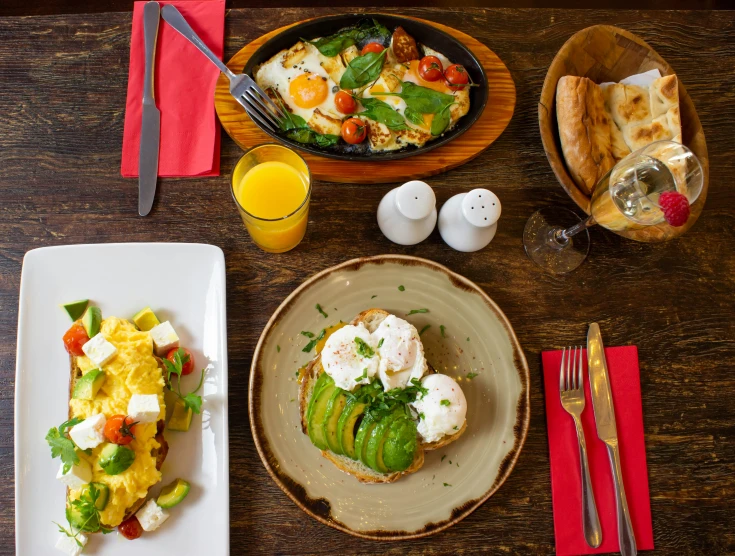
[404,60,454,94]
[289,73,329,109]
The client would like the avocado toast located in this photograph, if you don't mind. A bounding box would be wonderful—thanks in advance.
[298,309,467,484]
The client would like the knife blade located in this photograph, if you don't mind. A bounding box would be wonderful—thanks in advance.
[138,1,161,217]
[587,323,637,556]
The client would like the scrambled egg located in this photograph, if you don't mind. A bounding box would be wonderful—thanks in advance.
[69,317,166,526]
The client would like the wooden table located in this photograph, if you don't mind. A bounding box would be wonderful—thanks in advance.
[1,7,734,555]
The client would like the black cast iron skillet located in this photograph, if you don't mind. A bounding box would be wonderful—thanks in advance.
[243,13,488,161]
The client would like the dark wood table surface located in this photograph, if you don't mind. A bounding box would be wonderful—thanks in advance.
[1,6,734,555]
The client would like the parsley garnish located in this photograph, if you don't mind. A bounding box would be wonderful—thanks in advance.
[46,417,83,473]
[398,285,405,291]
[378,338,384,348]
[453,425,459,430]
[466,372,478,380]
[162,348,205,414]
[317,328,327,340]
[302,340,317,353]
[371,295,378,299]
[54,484,112,545]
[301,331,315,338]
[303,328,327,353]
[355,368,368,382]
[277,345,281,353]
[354,337,375,358]
[346,378,427,421]
[467,337,470,342]
[441,455,446,462]
[316,304,328,318]
[419,324,431,336]
[419,412,425,419]
[449,460,452,464]
[407,308,429,315]
[440,399,451,407]
[444,483,451,487]
[440,325,447,338]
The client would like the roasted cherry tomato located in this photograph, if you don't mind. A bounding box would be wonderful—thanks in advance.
[418,55,444,82]
[104,415,138,445]
[166,347,195,376]
[334,91,357,114]
[118,516,143,540]
[341,117,367,144]
[360,42,385,55]
[444,63,470,88]
[63,324,89,356]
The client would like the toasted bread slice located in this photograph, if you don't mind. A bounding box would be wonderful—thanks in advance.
[298,308,466,484]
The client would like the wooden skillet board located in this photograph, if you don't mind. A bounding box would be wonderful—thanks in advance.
[214,16,515,184]
[538,25,709,243]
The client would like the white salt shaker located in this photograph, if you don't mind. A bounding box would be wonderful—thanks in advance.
[438,189,501,252]
[377,180,437,245]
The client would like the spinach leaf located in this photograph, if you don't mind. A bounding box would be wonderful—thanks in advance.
[358,97,407,131]
[340,50,387,90]
[305,18,390,57]
[270,89,341,148]
[431,102,454,136]
[404,106,425,126]
[372,81,455,114]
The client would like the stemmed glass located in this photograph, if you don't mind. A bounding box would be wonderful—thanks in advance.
[523,140,704,274]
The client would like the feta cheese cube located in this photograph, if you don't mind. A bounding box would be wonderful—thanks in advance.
[136,499,170,532]
[56,459,92,490]
[149,321,179,356]
[69,413,106,450]
[81,333,118,367]
[55,532,88,556]
[128,394,160,424]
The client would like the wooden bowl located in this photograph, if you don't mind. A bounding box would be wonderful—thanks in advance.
[538,25,709,243]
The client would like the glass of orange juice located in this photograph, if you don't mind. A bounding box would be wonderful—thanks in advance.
[230,144,311,253]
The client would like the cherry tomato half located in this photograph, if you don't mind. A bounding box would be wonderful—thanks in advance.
[104,415,138,445]
[166,347,195,376]
[444,64,470,88]
[341,118,367,144]
[118,516,143,540]
[63,324,89,357]
[361,42,385,55]
[418,56,444,82]
[334,91,357,115]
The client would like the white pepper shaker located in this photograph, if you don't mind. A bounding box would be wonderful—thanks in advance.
[438,188,501,252]
[377,180,437,245]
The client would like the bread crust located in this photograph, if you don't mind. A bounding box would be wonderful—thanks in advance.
[299,308,466,484]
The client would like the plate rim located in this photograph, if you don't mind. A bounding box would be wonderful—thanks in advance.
[14,242,230,554]
[248,254,530,540]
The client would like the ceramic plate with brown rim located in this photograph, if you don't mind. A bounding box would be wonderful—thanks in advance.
[249,255,529,539]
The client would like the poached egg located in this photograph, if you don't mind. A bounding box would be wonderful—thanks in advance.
[374,315,428,391]
[411,373,467,443]
[321,323,379,391]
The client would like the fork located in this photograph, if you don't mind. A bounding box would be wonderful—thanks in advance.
[560,346,602,548]
[160,5,286,132]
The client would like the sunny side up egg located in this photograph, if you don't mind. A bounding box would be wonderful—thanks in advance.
[255,44,342,122]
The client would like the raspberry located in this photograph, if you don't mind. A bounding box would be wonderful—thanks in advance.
[659,191,690,227]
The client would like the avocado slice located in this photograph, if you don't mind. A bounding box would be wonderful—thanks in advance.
[306,372,332,424]
[382,417,418,472]
[354,414,378,466]
[132,306,160,331]
[365,412,403,473]
[157,478,191,508]
[80,482,110,511]
[61,299,89,321]
[72,369,106,400]
[337,398,367,459]
[323,389,349,454]
[82,306,102,338]
[98,443,135,475]
[168,398,193,431]
[307,382,336,450]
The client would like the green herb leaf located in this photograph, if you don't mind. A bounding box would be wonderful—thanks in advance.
[356,97,408,131]
[377,338,384,348]
[305,18,389,57]
[407,308,429,315]
[431,102,455,136]
[403,105,426,126]
[182,392,203,414]
[59,417,83,435]
[419,412,425,419]
[355,368,368,382]
[316,304,328,318]
[444,482,452,487]
[301,331,315,338]
[45,426,80,474]
[277,345,281,353]
[398,285,405,291]
[316,328,327,341]
[271,90,341,148]
[419,324,431,336]
[440,325,447,338]
[373,81,455,115]
[467,337,470,342]
[340,49,387,89]
[302,340,317,353]
[354,337,375,358]
[466,372,478,380]
[440,399,451,407]
[410,377,429,398]
[441,455,446,462]
[371,294,378,299]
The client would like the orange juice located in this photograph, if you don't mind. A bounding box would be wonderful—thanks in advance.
[231,146,311,253]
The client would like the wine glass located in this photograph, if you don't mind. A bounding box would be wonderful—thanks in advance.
[523,140,704,274]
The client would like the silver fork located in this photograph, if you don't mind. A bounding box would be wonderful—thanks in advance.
[560,346,602,549]
[160,5,286,132]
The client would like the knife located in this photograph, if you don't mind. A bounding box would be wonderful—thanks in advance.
[138,1,161,216]
[588,323,637,556]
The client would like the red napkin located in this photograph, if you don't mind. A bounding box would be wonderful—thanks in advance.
[121,0,225,177]
[542,346,654,555]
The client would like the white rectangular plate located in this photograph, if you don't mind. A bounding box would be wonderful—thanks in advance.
[15,243,229,555]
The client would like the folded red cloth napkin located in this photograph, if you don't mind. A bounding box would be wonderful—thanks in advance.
[542,346,654,555]
[121,0,225,177]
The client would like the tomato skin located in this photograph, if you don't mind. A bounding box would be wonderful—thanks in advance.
[118,516,143,540]
[341,118,367,144]
[104,415,137,445]
[334,91,357,115]
[361,42,385,55]
[166,347,195,376]
[418,56,444,82]
[444,64,470,88]
[63,324,90,356]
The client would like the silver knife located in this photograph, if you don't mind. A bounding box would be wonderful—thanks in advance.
[138,1,161,216]
[588,323,637,556]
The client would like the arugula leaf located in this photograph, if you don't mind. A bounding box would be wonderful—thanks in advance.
[407,308,429,315]
[404,106,425,126]
[357,97,407,131]
[431,102,455,136]
[373,81,455,114]
[45,426,79,474]
[340,50,387,90]
[354,337,375,358]
[305,18,390,57]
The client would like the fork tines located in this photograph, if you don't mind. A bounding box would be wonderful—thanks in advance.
[236,81,286,133]
[560,346,584,391]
